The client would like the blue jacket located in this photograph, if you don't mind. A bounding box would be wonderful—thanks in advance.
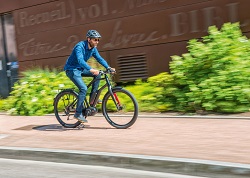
[64,40,109,71]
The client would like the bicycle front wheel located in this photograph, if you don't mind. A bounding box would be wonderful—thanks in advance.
[54,89,81,128]
[102,88,139,129]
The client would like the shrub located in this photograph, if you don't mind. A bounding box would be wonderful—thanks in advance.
[168,22,250,113]
[132,22,250,113]
[0,68,79,115]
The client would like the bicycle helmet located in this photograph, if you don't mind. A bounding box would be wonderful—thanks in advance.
[86,30,102,38]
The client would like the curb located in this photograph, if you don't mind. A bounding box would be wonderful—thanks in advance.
[0,146,250,177]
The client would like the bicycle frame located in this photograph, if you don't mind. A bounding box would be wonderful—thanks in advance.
[63,71,121,115]
[86,73,109,107]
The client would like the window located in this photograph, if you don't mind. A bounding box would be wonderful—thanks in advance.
[0,14,18,98]
[0,17,5,70]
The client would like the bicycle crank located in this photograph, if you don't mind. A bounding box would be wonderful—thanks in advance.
[84,107,98,116]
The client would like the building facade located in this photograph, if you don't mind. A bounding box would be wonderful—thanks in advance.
[0,0,250,97]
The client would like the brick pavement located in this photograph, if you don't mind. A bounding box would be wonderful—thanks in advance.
[0,114,250,165]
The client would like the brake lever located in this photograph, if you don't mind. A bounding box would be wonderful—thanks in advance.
[107,68,116,74]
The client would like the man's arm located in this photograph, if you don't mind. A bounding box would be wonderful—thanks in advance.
[92,48,109,69]
[75,45,92,70]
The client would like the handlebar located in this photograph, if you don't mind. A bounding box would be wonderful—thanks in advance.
[99,68,116,75]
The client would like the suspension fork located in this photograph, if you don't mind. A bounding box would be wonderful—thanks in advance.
[108,87,121,110]
[107,84,123,110]
[103,74,119,109]
[113,92,121,105]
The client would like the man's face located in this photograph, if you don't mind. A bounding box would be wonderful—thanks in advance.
[88,38,100,48]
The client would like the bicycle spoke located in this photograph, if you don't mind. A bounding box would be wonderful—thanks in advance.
[54,90,81,128]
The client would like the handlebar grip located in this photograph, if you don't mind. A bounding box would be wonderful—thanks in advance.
[107,68,116,73]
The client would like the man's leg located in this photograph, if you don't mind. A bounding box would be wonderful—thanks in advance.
[81,70,101,103]
[66,70,87,118]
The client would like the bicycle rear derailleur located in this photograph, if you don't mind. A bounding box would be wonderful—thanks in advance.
[83,107,98,117]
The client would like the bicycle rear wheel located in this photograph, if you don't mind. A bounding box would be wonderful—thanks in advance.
[54,89,81,128]
[102,88,139,129]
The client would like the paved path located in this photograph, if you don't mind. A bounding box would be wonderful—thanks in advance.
[1,114,250,164]
[1,114,250,177]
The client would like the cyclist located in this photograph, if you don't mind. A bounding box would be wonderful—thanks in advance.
[64,30,115,123]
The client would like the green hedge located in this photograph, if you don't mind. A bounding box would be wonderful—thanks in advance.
[0,68,106,115]
[0,68,77,115]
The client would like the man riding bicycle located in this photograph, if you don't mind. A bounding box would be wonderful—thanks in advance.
[64,30,115,123]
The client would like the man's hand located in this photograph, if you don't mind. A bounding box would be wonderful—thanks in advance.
[107,67,116,74]
[90,69,99,75]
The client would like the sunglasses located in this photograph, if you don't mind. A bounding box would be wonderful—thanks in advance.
[92,38,100,42]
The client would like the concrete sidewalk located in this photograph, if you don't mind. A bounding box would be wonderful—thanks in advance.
[0,113,250,177]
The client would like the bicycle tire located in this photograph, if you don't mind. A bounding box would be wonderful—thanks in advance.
[54,89,81,128]
[102,87,139,129]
